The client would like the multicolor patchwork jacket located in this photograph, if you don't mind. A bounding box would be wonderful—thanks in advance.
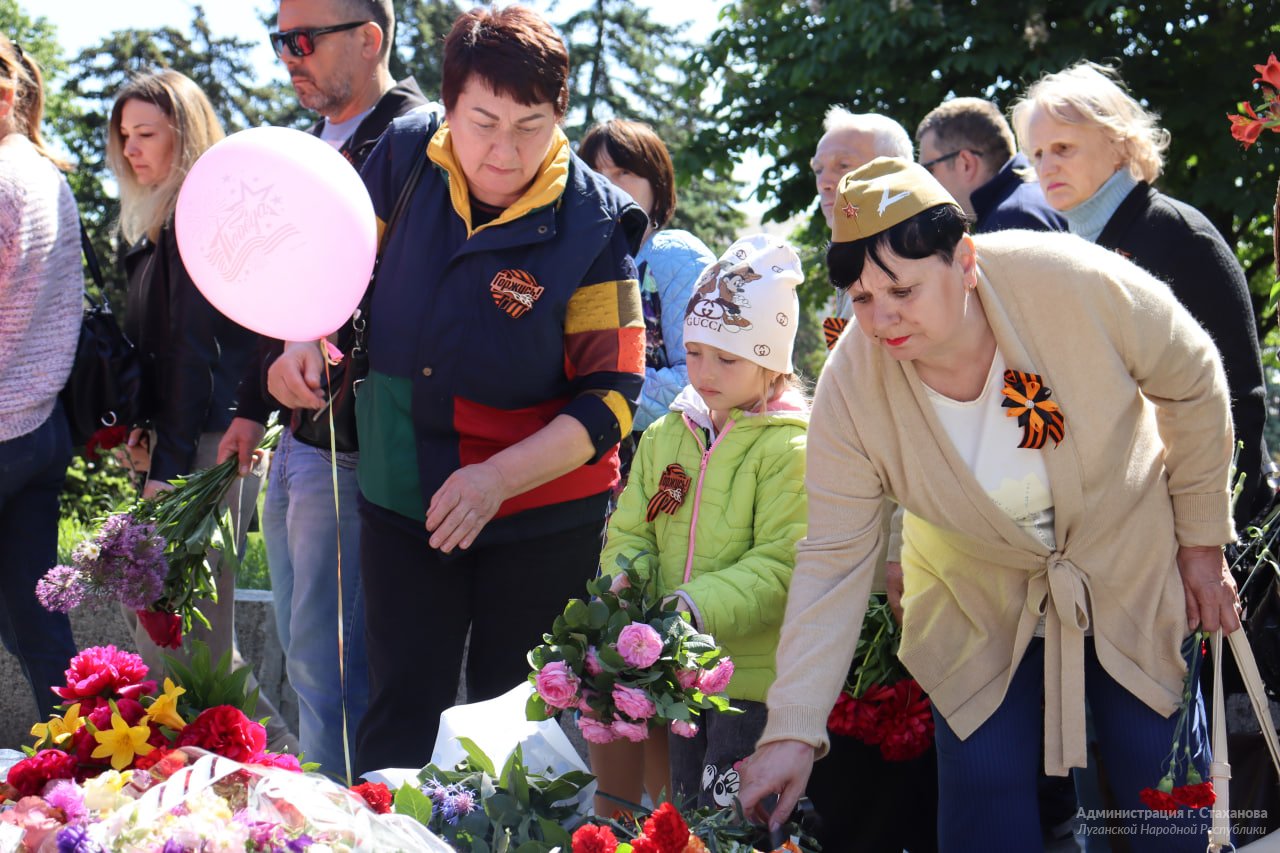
[355,110,648,546]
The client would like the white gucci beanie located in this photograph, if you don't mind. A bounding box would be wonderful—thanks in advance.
[682,234,804,374]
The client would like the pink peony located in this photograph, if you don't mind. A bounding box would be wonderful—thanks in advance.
[697,658,735,695]
[676,668,700,691]
[612,684,657,720]
[670,719,699,739]
[535,661,581,710]
[53,645,156,707]
[585,646,603,676]
[577,715,616,744]
[252,751,303,772]
[610,719,649,743]
[615,623,663,668]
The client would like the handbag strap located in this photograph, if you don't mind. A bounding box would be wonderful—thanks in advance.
[78,216,114,313]
[348,140,431,352]
[1209,627,1280,850]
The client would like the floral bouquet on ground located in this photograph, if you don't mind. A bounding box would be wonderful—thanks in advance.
[826,594,934,762]
[526,555,738,746]
[387,737,592,852]
[1138,630,1216,814]
[0,642,318,851]
[571,800,818,853]
[37,423,282,648]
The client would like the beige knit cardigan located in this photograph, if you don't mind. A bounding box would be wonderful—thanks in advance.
[761,229,1235,776]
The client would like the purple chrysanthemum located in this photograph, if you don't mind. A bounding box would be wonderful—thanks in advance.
[56,824,105,853]
[36,566,87,613]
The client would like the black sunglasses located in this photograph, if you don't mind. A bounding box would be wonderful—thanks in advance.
[920,149,982,171]
[269,21,369,58]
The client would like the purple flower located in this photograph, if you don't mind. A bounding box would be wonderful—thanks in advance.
[75,513,169,609]
[161,841,185,853]
[448,787,477,823]
[44,779,86,823]
[36,566,87,613]
[56,825,105,853]
[615,623,664,668]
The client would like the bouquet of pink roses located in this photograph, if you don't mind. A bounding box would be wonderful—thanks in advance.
[526,555,738,745]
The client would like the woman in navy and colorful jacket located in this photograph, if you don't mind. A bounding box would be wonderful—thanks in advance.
[269,5,646,776]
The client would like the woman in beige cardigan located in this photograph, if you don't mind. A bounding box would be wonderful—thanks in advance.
[739,157,1241,851]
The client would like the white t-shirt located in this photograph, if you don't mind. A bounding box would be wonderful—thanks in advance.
[924,350,1057,551]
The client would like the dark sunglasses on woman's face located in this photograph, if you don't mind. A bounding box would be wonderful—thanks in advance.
[269,21,368,58]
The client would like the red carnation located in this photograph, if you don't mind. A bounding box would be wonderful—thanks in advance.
[875,680,935,761]
[630,839,661,853]
[7,749,77,797]
[1172,781,1215,809]
[640,802,690,853]
[135,609,183,649]
[571,823,619,853]
[132,746,173,772]
[175,705,267,763]
[351,781,392,814]
[1139,786,1181,814]
[827,691,857,737]
[847,684,895,744]
[85,425,128,462]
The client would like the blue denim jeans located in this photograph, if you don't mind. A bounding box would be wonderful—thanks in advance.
[934,637,1213,852]
[0,404,78,718]
[262,427,367,778]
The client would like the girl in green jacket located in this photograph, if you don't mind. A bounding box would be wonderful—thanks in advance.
[597,235,809,810]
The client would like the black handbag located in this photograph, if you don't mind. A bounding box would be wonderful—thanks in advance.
[60,221,142,446]
[290,142,430,452]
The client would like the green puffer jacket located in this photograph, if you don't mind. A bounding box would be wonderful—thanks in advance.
[602,386,808,702]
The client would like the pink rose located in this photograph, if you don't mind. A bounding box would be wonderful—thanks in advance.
[535,661,581,710]
[578,688,598,714]
[670,720,699,739]
[585,646,603,677]
[577,715,616,744]
[611,719,650,743]
[697,658,735,695]
[676,668,700,691]
[612,685,657,720]
[615,623,663,669]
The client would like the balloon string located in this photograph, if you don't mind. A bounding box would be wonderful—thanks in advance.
[321,343,353,787]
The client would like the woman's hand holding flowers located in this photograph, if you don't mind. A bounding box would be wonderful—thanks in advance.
[1176,544,1241,633]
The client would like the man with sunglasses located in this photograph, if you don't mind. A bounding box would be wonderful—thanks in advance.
[916,97,1064,235]
[217,0,430,783]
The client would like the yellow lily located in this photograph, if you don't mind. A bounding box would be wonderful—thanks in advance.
[91,713,154,771]
[144,678,187,731]
[31,703,84,748]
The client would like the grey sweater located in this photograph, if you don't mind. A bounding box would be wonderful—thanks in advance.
[0,135,82,441]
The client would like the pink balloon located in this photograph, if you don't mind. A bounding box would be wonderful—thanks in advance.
[174,126,377,341]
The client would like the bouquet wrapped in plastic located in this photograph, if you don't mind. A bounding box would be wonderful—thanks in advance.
[527,557,737,745]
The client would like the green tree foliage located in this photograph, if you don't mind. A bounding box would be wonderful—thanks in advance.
[686,0,1280,335]
[389,0,463,99]
[42,6,294,304]
[555,0,745,248]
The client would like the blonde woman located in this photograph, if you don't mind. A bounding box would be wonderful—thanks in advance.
[1010,61,1271,531]
[107,70,295,751]
[0,34,81,718]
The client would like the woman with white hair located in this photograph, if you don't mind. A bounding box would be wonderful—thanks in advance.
[1011,61,1271,531]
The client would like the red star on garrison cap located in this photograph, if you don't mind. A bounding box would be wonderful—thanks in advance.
[841,199,860,219]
